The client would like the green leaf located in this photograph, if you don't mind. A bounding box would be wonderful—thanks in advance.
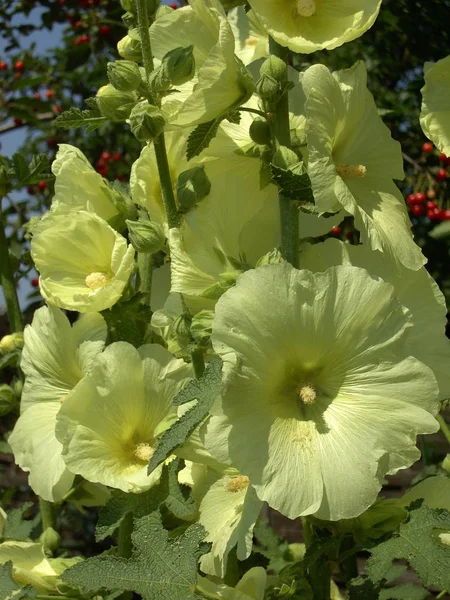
[0,562,37,600]
[0,350,21,371]
[101,294,151,347]
[12,153,28,183]
[147,358,222,475]
[253,519,289,573]
[366,502,450,591]
[226,110,241,124]
[3,503,40,541]
[429,220,450,240]
[186,119,222,161]
[96,460,196,542]
[379,584,429,600]
[270,162,314,202]
[25,154,50,185]
[63,512,207,599]
[348,576,381,600]
[54,107,107,132]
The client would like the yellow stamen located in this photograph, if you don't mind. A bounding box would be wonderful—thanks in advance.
[336,164,367,179]
[85,271,110,290]
[295,0,316,17]
[225,475,250,493]
[245,36,260,46]
[134,443,154,462]
[297,383,317,405]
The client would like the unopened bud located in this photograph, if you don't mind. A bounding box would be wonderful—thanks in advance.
[173,314,193,351]
[443,454,450,473]
[122,11,137,28]
[249,118,271,146]
[126,219,165,254]
[96,84,137,122]
[256,248,284,267]
[0,332,24,355]
[0,385,17,416]
[129,102,165,141]
[107,60,142,92]
[117,33,142,62]
[190,310,214,346]
[162,45,195,87]
[120,0,134,12]
[256,56,288,106]
[260,55,287,84]
[176,166,211,213]
[40,527,61,554]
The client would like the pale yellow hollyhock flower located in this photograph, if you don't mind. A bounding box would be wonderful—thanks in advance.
[0,541,81,594]
[247,0,381,54]
[301,61,425,271]
[150,0,253,128]
[228,7,268,66]
[420,55,450,155]
[299,238,450,400]
[8,306,107,502]
[203,263,439,521]
[55,343,193,493]
[51,144,120,224]
[31,210,135,312]
[197,567,267,600]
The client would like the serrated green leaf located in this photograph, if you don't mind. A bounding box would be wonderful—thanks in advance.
[25,154,50,184]
[366,502,450,591]
[0,562,37,600]
[96,460,196,542]
[348,576,381,600]
[186,119,222,161]
[270,163,314,202]
[226,110,241,124]
[379,583,429,600]
[147,359,222,475]
[12,153,28,183]
[3,502,40,541]
[101,294,150,347]
[64,513,207,600]
[54,107,107,132]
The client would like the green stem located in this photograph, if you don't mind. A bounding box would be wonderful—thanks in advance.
[301,516,314,549]
[135,0,154,86]
[0,203,23,332]
[118,512,133,559]
[39,498,55,533]
[268,37,299,268]
[191,347,205,379]
[437,414,450,446]
[153,134,180,229]
[137,252,153,305]
[436,590,448,599]
[239,106,268,118]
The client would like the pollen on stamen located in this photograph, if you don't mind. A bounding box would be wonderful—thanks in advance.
[297,383,317,405]
[245,36,260,46]
[85,271,110,290]
[134,443,154,462]
[336,164,367,179]
[295,0,316,17]
[225,475,250,493]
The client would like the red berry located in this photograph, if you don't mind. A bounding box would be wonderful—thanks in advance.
[169,2,178,8]
[31,277,39,288]
[428,207,441,220]
[441,209,450,220]
[440,153,447,162]
[37,180,47,191]
[96,158,106,169]
[101,151,111,161]
[427,189,436,200]
[112,152,122,162]
[116,174,125,181]
[45,89,54,99]
[27,186,35,195]
[415,192,426,203]
[436,168,447,181]
[73,20,83,29]
[33,91,41,100]
[422,142,433,153]
[97,165,108,176]
[47,137,57,147]
[406,193,416,205]
[13,118,23,126]
[98,25,111,36]
[52,104,61,113]
[0,61,7,71]
[411,204,425,217]
[426,200,437,210]
[330,226,341,236]
[14,60,25,72]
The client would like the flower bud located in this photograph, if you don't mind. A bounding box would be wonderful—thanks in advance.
[260,55,287,84]
[173,314,193,352]
[256,56,288,107]
[96,84,137,122]
[122,11,137,28]
[443,453,450,473]
[176,166,211,213]
[190,310,214,346]
[107,60,142,92]
[161,45,195,87]
[120,0,134,12]
[0,332,24,354]
[0,385,17,416]
[249,118,271,146]
[126,219,165,254]
[129,102,166,142]
[256,248,285,267]
[40,527,61,554]
[117,33,142,62]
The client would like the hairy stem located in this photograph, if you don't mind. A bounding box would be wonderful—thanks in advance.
[135,0,154,85]
[0,203,23,332]
[137,252,153,305]
[118,512,134,559]
[191,347,205,379]
[39,498,56,534]
[268,37,299,268]
[437,413,450,446]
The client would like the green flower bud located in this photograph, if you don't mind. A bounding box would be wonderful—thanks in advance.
[255,73,281,105]
[285,543,306,563]
[249,118,271,146]
[120,0,134,12]
[176,165,211,213]
[117,33,142,62]
[107,60,142,92]
[256,248,285,267]
[96,84,137,122]
[173,314,193,352]
[148,66,172,94]
[129,102,166,142]
[126,219,165,254]
[0,385,17,417]
[40,527,61,554]
[443,453,450,473]
[122,11,137,28]
[190,310,214,346]
[161,45,195,87]
[257,56,288,107]
[0,332,24,355]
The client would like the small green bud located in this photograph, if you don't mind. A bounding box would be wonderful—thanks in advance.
[40,527,61,554]
[443,453,450,473]
[190,310,214,346]
[126,219,165,254]
[257,56,288,107]
[96,84,137,122]
[0,385,17,417]
[176,166,211,213]
[120,0,134,12]
[129,102,166,142]
[161,45,195,87]
[256,248,285,267]
[122,11,137,28]
[255,73,281,105]
[107,60,142,92]
[0,332,24,355]
[173,314,193,352]
[148,66,172,94]
[260,55,287,84]
[117,33,142,62]
[249,118,271,146]
[285,543,306,563]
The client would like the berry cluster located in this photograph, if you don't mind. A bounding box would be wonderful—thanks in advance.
[95,150,124,179]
